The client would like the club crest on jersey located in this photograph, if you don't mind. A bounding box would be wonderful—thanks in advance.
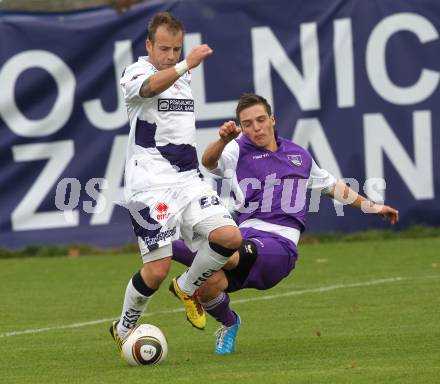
[154,202,170,220]
[287,154,302,167]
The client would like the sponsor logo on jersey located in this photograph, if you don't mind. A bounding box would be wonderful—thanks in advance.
[287,154,302,166]
[252,153,269,160]
[158,98,194,112]
[154,202,170,220]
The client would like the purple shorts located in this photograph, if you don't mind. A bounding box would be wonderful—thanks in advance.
[225,227,298,292]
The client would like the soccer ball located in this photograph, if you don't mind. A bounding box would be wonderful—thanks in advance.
[121,324,168,366]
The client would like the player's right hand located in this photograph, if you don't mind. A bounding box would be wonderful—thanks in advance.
[219,121,241,143]
[186,44,213,69]
[377,205,400,225]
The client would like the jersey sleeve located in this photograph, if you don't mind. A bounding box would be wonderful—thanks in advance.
[208,139,240,178]
[306,158,337,193]
[120,63,154,103]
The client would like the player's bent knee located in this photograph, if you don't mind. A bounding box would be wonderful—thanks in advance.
[149,268,168,283]
[208,226,242,250]
[141,258,171,285]
[227,227,242,249]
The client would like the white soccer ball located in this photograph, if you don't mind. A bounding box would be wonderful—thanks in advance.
[121,324,168,366]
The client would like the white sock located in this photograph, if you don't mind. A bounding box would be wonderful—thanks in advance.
[177,240,229,295]
[116,279,153,340]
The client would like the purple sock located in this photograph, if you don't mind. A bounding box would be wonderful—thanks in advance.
[202,292,237,327]
[172,240,196,267]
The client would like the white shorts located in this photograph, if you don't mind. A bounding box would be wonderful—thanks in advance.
[125,179,236,263]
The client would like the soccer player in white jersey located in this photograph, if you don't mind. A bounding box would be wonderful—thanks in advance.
[172,93,400,354]
[109,12,242,351]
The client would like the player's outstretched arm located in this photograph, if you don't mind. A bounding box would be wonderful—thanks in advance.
[326,180,400,224]
[202,121,241,170]
[140,44,213,98]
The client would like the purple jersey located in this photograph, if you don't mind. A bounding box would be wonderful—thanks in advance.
[211,134,335,244]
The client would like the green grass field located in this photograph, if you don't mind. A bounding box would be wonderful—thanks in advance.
[1,238,439,383]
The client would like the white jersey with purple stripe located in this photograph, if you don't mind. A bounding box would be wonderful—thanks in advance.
[120,56,200,200]
[211,135,336,242]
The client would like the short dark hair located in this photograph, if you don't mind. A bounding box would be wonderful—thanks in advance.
[147,12,185,44]
[236,93,272,122]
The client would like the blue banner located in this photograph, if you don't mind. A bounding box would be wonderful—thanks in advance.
[1,0,439,248]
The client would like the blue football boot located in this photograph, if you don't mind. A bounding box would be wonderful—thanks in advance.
[214,312,241,354]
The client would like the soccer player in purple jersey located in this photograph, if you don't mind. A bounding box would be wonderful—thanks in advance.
[172,93,399,354]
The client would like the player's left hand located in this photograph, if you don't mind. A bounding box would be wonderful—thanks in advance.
[377,205,399,224]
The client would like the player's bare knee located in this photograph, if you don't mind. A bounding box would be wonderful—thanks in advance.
[225,227,242,249]
[152,268,169,283]
[208,226,242,250]
[141,258,171,286]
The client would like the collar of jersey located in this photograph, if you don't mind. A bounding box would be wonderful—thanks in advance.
[138,56,159,72]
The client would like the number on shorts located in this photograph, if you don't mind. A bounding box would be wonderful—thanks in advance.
[199,195,220,209]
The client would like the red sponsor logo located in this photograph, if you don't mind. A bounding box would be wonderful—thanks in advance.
[155,202,170,220]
